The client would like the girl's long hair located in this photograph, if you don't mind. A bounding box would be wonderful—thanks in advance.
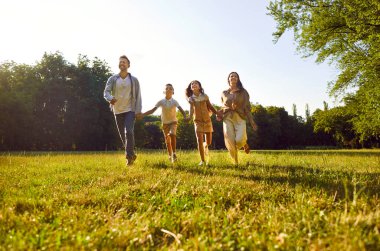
[185,80,204,98]
[228,72,245,90]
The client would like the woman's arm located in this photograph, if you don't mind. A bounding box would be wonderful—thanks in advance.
[206,99,218,115]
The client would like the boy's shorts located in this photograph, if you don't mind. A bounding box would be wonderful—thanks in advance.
[162,121,178,136]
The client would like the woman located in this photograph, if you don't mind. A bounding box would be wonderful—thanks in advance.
[217,72,257,165]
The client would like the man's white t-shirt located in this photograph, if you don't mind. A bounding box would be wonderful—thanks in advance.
[113,76,132,114]
[155,98,180,124]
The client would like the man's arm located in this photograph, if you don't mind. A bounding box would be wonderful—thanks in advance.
[104,75,115,103]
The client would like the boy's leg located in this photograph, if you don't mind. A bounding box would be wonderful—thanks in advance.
[169,122,178,160]
[163,124,172,159]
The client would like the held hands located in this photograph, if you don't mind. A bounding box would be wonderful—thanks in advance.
[135,113,144,120]
[251,121,258,131]
[109,98,117,105]
[216,109,223,122]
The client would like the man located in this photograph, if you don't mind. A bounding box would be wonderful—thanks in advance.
[104,55,142,166]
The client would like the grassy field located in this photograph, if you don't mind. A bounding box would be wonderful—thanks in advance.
[0,150,379,250]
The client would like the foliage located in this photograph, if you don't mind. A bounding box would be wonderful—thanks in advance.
[313,106,358,147]
[268,0,380,140]
[0,52,377,150]
[1,150,379,249]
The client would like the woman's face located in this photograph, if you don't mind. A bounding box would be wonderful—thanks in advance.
[191,81,200,92]
[228,73,239,86]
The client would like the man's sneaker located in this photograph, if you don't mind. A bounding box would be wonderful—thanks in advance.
[172,153,177,162]
[126,154,137,166]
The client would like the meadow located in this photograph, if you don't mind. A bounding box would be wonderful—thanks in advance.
[0,150,379,250]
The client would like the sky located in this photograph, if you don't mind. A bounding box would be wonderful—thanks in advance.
[0,0,339,117]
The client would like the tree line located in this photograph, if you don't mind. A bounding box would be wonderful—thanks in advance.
[268,0,380,147]
[0,52,378,151]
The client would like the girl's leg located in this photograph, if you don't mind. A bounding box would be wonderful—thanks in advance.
[196,132,205,163]
[205,132,212,146]
[223,117,238,165]
[204,132,212,164]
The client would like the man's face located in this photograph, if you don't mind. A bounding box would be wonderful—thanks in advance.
[119,58,130,70]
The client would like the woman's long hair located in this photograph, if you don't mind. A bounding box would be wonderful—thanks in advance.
[185,80,204,98]
[228,72,245,90]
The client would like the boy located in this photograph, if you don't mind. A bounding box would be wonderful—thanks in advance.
[139,84,187,162]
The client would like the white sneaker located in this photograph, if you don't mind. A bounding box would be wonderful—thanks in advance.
[198,161,205,166]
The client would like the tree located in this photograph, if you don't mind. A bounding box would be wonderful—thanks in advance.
[313,106,358,147]
[268,0,380,141]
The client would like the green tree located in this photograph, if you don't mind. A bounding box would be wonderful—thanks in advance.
[268,0,380,142]
[313,106,358,147]
[176,110,197,149]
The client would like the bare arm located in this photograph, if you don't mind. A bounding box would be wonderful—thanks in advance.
[206,99,218,115]
[243,91,257,131]
[142,106,158,117]
[177,106,187,120]
[189,103,194,122]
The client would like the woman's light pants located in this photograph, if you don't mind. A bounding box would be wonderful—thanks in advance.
[223,112,247,164]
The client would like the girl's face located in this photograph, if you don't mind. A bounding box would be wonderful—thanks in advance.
[191,81,200,92]
[228,73,239,86]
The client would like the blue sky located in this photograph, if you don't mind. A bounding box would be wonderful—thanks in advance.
[0,0,338,117]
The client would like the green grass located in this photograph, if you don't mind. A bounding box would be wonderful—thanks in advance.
[0,150,379,250]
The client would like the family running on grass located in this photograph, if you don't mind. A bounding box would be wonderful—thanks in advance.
[104,55,257,167]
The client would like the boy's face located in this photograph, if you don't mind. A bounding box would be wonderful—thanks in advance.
[165,85,174,96]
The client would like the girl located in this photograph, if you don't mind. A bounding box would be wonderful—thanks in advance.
[186,80,218,166]
[217,72,257,165]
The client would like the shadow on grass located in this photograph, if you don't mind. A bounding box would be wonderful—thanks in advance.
[238,165,380,200]
[150,161,380,201]
[254,150,380,157]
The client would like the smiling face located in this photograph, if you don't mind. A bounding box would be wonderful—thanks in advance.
[228,72,239,86]
[164,84,174,98]
[191,81,201,94]
[191,81,200,92]
[118,57,130,72]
